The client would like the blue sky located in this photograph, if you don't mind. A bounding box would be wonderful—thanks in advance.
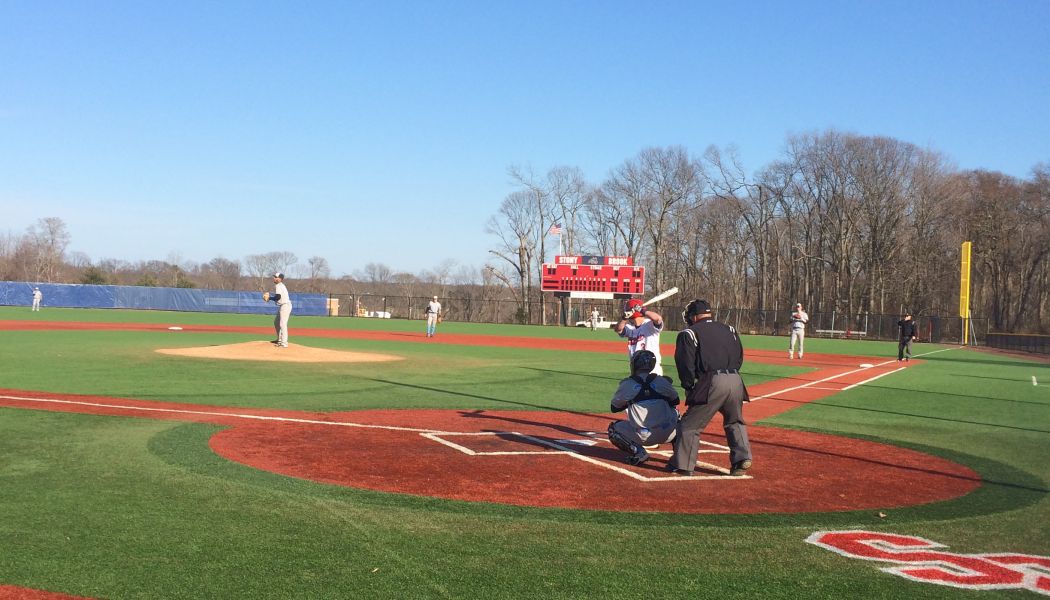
[2,1,1048,277]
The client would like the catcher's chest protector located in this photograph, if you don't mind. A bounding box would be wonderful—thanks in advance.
[629,374,672,404]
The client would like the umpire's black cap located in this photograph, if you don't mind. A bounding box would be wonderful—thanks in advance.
[682,299,712,323]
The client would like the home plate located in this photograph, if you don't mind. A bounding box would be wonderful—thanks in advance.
[860,363,874,368]
[168,326,183,331]
[556,439,598,446]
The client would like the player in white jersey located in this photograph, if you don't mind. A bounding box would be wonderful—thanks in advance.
[268,272,292,347]
[425,296,442,338]
[615,298,665,376]
[31,287,42,311]
[789,302,809,359]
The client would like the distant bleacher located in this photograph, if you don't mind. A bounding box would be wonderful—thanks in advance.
[813,329,867,339]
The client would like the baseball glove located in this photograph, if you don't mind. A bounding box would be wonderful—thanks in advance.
[437,315,443,324]
[262,292,270,302]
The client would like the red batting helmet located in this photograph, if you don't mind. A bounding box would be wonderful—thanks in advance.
[626,298,644,317]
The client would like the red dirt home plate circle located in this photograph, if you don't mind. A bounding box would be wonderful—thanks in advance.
[209,409,980,514]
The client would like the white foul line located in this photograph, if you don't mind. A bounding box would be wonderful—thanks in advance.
[0,395,451,434]
[843,367,907,390]
[750,346,963,402]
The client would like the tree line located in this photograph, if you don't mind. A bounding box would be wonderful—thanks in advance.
[486,129,1050,333]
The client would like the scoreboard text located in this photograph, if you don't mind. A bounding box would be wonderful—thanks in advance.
[540,256,645,295]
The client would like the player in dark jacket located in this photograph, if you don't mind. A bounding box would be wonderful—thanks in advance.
[667,299,753,477]
[897,313,917,362]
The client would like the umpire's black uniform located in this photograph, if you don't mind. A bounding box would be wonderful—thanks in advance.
[669,300,753,475]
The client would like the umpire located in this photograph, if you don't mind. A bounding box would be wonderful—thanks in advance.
[667,299,753,477]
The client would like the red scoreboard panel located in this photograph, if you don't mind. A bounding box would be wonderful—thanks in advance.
[541,256,645,296]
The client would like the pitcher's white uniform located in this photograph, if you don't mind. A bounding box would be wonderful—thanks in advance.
[271,273,292,348]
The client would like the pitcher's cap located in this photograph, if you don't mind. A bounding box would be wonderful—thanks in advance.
[273,272,284,279]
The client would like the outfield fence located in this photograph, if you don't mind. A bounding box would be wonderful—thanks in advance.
[984,332,1050,355]
[0,281,329,316]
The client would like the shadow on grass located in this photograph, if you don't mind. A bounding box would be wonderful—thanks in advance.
[457,409,610,437]
[518,366,623,382]
[363,377,611,423]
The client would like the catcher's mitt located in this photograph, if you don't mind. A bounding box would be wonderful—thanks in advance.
[262,292,270,302]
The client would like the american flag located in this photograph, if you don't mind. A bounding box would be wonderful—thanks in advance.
[548,223,562,235]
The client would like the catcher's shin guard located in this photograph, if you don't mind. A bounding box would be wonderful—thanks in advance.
[607,422,639,455]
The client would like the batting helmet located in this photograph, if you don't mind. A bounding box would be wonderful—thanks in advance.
[682,299,712,324]
[625,298,644,317]
[631,349,657,374]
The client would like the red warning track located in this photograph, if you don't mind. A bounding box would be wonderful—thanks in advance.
[0,320,980,516]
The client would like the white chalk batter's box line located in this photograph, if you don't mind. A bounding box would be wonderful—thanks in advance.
[421,431,742,482]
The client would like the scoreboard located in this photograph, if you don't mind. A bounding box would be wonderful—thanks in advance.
[540,256,645,298]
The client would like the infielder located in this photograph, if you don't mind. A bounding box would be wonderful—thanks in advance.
[264,272,292,348]
[31,287,42,311]
[608,350,679,466]
[425,295,441,338]
[615,298,665,375]
[789,302,809,360]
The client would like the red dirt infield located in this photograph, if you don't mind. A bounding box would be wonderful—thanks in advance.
[0,320,981,516]
[0,586,92,600]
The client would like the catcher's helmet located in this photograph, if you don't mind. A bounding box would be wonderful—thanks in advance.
[682,299,712,323]
[631,349,657,374]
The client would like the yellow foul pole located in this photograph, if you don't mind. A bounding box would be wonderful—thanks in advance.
[959,241,972,345]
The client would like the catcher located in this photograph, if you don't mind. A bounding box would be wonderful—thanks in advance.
[263,272,292,347]
[607,350,680,466]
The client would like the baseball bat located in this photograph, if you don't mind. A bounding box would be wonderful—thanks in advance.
[641,287,679,308]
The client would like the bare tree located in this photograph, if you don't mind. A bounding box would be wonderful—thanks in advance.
[22,217,71,282]
[486,190,538,323]
[202,257,243,290]
[356,263,395,285]
[244,251,298,286]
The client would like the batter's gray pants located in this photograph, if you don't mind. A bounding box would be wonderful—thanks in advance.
[669,374,751,472]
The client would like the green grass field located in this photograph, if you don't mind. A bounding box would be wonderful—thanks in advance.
[1,307,1048,599]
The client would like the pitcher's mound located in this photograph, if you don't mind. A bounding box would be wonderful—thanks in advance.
[156,341,402,363]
